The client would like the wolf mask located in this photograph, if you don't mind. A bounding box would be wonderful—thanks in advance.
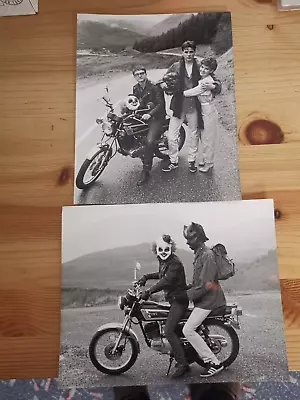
[183,222,209,248]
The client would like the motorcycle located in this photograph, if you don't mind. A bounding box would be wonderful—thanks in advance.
[89,263,242,376]
[75,91,186,190]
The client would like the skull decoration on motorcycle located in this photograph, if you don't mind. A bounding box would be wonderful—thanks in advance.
[125,95,140,111]
[152,234,176,261]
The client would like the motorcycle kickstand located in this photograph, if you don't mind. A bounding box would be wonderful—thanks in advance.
[166,356,174,377]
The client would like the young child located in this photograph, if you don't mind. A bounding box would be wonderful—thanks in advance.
[183,57,219,172]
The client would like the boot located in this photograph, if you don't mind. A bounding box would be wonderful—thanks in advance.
[137,170,150,186]
[171,363,190,379]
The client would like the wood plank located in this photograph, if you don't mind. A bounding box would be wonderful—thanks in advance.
[0,0,300,378]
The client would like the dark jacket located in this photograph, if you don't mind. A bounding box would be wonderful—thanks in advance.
[133,79,166,120]
[144,254,188,303]
[188,244,226,310]
[166,57,222,130]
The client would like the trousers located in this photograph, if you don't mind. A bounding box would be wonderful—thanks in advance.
[167,110,198,164]
[164,299,189,366]
[143,118,163,172]
[189,103,218,164]
[183,307,220,364]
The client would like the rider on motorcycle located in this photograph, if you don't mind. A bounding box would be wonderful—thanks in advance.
[183,222,226,378]
[132,66,166,186]
[138,234,190,379]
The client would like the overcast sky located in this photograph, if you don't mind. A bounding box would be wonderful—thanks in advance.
[62,200,277,263]
[78,14,172,26]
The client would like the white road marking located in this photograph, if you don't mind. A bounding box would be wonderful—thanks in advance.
[75,122,98,148]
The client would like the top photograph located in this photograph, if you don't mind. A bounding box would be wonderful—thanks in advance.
[74,12,241,205]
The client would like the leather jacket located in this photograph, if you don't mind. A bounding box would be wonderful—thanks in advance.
[133,79,166,120]
[143,254,188,303]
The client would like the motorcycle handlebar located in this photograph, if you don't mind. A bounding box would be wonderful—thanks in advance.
[102,96,113,108]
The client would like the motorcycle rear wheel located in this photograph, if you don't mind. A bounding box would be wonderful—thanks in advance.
[195,319,240,368]
[155,126,186,160]
[76,145,112,189]
[89,328,139,375]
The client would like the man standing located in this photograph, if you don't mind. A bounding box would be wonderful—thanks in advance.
[162,41,221,173]
[182,222,226,377]
[132,66,166,185]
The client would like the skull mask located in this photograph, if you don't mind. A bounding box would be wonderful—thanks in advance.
[126,95,140,111]
[156,237,172,261]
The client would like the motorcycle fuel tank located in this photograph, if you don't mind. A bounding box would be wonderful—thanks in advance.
[140,302,169,321]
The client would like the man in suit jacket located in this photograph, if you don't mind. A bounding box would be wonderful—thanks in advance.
[161,41,221,173]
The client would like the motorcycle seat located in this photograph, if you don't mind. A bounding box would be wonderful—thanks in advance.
[145,301,231,319]
[183,305,228,320]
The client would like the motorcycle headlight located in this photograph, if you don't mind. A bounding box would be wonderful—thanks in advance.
[101,121,113,136]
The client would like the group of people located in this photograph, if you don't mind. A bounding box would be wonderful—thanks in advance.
[138,222,226,380]
[131,40,221,186]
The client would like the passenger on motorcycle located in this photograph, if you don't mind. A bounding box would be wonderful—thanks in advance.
[132,66,166,186]
[138,234,190,379]
[183,222,226,377]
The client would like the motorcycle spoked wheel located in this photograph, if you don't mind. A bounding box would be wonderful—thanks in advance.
[155,126,186,160]
[193,319,240,369]
[76,145,113,190]
[89,328,139,375]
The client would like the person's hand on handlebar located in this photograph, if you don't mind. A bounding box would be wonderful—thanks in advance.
[141,290,151,301]
[137,276,147,286]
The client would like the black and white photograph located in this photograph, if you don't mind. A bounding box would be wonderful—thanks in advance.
[59,200,288,389]
[74,12,241,205]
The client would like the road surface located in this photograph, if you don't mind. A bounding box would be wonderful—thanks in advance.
[59,292,288,389]
[74,68,241,205]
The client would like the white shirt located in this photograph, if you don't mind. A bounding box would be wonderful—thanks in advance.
[185,63,193,78]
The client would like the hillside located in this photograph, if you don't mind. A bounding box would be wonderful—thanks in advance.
[147,13,193,36]
[77,20,145,53]
[62,244,279,293]
[221,250,280,293]
[211,12,233,55]
[133,13,223,53]
[100,19,151,35]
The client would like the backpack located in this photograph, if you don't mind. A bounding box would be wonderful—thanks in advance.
[211,243,235,281]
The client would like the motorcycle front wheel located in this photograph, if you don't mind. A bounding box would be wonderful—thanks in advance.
[89,328,139,375]
[195,319,240,369]
[76,145,112,189]
[155,126,186,160]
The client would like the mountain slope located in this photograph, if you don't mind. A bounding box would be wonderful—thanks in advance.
[211,12,233,55]
[77,21,145,52]
[147,13,193,37]
[100,19,152,35]
[62,244,279,293]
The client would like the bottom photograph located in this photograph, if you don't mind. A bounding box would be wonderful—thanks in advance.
[59,199,288,389]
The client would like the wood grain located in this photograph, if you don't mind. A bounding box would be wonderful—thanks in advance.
[1,0,300,378]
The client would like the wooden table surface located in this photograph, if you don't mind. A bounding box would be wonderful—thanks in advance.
[1,0,300,379]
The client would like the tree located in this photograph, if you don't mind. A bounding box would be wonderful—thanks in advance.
[133,12,224,53]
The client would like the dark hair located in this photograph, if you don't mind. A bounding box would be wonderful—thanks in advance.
[113,386,150,400]
[200,390,235,400]
[189,383,239,400]
[132,65,147,75]
[182,40,196,51]
[201,57,218,73]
